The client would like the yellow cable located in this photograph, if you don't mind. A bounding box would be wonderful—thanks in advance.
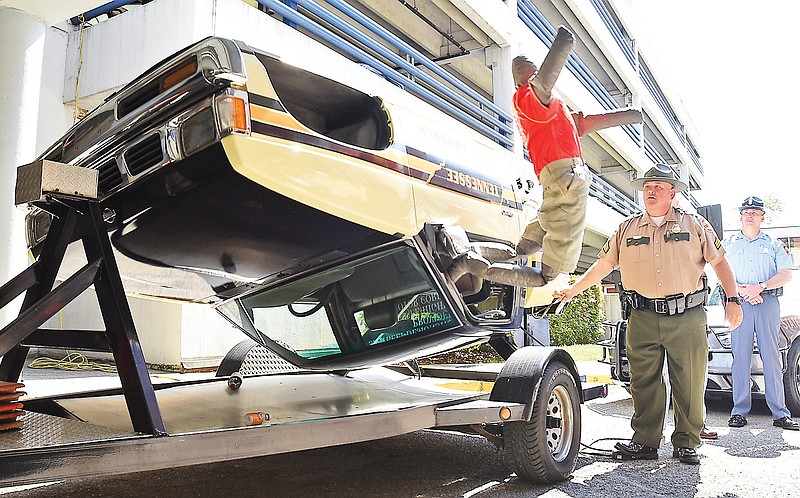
[73,14,87,123]
[28,352,117,373]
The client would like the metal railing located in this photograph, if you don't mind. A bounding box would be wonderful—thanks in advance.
[589,171,639,216]
[516,0,641,147]
[589,0,703,172]
[257,0,515,149]
[589,0,636,68]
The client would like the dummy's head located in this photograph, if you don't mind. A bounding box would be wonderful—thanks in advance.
[512,56,537,88]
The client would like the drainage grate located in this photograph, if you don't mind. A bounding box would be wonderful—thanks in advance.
[124,134,163,177]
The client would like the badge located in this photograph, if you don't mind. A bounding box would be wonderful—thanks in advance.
[672,223,681,233]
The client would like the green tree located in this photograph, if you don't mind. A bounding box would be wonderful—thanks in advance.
[548,277,604,346]
[763,193,784,225]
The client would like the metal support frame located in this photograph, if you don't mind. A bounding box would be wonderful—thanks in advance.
[0,200,166,436]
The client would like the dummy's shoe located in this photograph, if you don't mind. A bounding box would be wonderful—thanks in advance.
[672,447,700,465]
[699,426,718,440]
[773,417,800,430]
[515,238,542,258]
[728,414,747,428]
[471,242,517,263]
[511,56,537,88]
[484,263,547,288]
[447,251,490,282]
[612,441,658,461]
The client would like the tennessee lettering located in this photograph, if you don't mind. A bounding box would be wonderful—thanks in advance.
[444,167,500,197]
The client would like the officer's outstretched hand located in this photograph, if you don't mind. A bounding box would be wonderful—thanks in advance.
[725,302,743,330]
[554,286,578,302]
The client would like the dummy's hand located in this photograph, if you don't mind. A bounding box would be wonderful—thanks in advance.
[725,302,743,330]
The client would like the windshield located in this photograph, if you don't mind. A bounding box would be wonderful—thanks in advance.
[216,245,461,367]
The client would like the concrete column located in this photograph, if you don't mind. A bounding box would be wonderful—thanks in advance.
[486,44,522,155]
[0,8,46,326]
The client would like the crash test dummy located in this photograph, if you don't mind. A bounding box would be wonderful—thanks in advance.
[449,26,643,290]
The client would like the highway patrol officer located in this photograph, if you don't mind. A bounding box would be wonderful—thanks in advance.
[555,164,743,465]
[724,196,798,431]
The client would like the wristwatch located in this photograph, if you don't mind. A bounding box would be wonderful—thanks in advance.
[759,282,768,290]
[727,296,742,305]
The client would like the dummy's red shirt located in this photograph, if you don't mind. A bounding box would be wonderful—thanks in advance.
[513,84,582,178]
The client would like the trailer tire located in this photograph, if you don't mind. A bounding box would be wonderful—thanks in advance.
[784,339,800,416]
[502,361,581,483]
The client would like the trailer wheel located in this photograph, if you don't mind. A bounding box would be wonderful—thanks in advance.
[784,340,800,416]
[503,361,581,483]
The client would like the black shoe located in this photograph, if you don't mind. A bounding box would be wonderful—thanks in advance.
[672,447,700,465]
[773,417,800,430]
[728,414,747,427]
[612,441,658,461]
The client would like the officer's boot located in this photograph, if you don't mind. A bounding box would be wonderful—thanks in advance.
[447,251,490,282]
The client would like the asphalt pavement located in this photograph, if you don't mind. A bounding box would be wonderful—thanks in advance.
[3,359,800,497]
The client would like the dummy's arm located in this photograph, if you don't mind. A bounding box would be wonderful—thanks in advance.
[572,108,643,137]
[530,26,574,106]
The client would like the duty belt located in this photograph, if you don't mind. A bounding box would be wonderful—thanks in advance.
[626,288,707,316]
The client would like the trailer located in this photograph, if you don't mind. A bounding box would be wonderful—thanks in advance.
[0,184,604,486]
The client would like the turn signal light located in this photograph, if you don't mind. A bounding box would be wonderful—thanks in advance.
[162,56,198,90]
[217,95,249,133]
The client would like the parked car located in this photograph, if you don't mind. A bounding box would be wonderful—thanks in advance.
[599,270,800,415]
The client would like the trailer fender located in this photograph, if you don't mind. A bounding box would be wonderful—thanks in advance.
[489,346,582,421]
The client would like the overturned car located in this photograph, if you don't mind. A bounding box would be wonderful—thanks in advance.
[8,37,597,483]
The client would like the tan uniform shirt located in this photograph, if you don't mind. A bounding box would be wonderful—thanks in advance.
[599,207,724,298]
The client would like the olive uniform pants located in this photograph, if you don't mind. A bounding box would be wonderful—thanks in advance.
[519,158,589,274]
[627,305,708,449]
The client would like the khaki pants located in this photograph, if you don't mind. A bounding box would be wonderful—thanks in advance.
[519,158,589,273]
[627,306,708,449]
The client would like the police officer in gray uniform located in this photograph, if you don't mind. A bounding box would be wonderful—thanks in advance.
[555,165,743,464]
[724,196,799,430]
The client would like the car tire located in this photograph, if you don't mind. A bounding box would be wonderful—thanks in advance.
[502,361,581,483]
[784,339,800,416]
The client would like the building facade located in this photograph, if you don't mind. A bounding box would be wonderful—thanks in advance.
[0,0,707,366]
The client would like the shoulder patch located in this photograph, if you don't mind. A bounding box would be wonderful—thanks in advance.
[697,215,715,234]
[715,238,722,250]
[603,240,610,253]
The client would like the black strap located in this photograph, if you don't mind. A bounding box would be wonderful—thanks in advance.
[629,288,707,316]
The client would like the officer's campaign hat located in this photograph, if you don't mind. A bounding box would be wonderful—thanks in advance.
[738,196,766,213]
[631,164,687,192]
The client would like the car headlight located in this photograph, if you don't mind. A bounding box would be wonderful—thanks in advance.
[711,327,731,348]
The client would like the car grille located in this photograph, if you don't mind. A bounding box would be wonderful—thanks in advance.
[97,158,123,195]
[124,134,164,177]
[117,80,160,119]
